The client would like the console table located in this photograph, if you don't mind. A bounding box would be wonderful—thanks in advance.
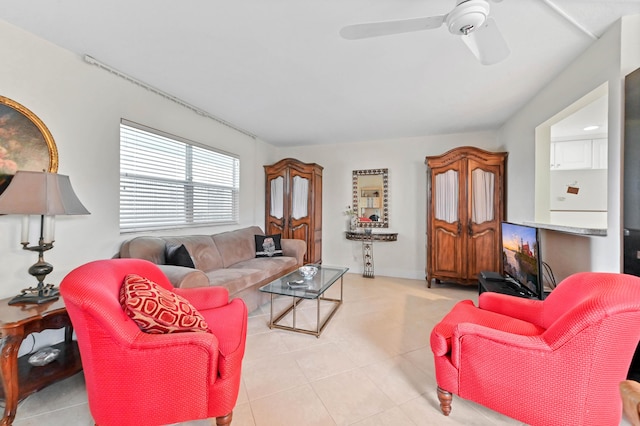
[345,231,398,278]
[0,296,83,425]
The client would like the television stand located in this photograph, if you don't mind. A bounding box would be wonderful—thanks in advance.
[478,274,538,299]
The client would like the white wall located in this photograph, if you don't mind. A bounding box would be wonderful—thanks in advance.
[499,15,640,281]
[0,20,275,300]
[280,131,499,279]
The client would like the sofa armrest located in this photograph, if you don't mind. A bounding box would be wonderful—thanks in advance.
[156,265,209,288]
[281,238,306,265]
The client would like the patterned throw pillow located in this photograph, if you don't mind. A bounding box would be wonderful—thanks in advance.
[255,234,283,257]
[120,274,210,334]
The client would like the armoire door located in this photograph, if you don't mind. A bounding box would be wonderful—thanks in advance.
[429,163,465,283]
[466,159,502,280]
[288,169,312,246]
[265,170,287,236]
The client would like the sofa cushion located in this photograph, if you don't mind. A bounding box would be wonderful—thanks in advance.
[212,226,264,268]
[162,235,223,272]
[120,274,210,334]
[205,256,298,295]
[165,244,195,268]
[255,234,283,258]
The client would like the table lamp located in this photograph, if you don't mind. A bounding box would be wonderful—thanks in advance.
[0,171,90,305]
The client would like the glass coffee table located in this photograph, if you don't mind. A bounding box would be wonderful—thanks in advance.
[259,265,348,337]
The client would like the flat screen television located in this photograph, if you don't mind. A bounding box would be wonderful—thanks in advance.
[501,222,543,300]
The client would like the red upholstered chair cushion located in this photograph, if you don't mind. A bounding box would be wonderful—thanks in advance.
[120,274,210,334]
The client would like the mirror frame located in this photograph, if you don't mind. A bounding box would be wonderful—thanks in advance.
[352,168,389,228]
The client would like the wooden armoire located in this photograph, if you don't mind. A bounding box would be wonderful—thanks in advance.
[264,158,323,264]
[425,146,507,287]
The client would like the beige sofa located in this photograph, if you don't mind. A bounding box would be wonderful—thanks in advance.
[117,226,306,312]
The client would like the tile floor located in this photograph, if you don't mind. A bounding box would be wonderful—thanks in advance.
[10,274,632,425]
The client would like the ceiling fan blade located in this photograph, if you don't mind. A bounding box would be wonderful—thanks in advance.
[461,17,510,65]
[340,15,446,40]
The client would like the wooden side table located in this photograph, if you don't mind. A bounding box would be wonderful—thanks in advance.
[0,296,83,425]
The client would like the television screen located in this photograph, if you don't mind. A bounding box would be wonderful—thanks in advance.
[501,222,542,299]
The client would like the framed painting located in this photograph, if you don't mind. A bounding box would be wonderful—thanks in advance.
[0,96,58,195]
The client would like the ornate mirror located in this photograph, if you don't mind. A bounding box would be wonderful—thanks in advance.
[352,169,389,228]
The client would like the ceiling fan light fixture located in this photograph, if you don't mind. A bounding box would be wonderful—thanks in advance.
[446,0,490,35]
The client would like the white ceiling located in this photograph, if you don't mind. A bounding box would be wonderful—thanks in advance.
[551,93,608,139]
[1,1,639,147]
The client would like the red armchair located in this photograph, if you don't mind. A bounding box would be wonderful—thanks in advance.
[431,272,640,426]
[60,258,247,426]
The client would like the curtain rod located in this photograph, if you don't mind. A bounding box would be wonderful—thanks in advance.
[83,54,257,139]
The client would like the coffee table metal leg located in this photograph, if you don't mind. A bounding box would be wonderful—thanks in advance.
[292,296,297,329]
[269,293,274,328]
[316,297,321,335]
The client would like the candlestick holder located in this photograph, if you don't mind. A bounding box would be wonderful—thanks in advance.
[8,237,59,305]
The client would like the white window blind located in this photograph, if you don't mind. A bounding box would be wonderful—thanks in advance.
[120,121,240,233]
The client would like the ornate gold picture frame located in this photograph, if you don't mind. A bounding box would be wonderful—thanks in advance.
[0,96,58,195]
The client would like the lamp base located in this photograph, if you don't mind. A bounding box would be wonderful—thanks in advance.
[8,284,59,305]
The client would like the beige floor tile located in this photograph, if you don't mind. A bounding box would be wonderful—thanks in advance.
[243,328,289,362]
[311,368,395,425]
[247,313,272,336]
[228,403,256,426]
[399,393,522,426]
[362,355,432,405]
[350,406,417,426]
[250,384,336,426]
[237,377,249,406]
[13,403,93,426]
[292,341,357,381]
[277,327,329,351]
[14,373,88,420]
[402,346,436,379]
[334,333,396,367]
[242,351,309,401]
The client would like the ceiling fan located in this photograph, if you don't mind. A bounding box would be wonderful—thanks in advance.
[339,0,510,66]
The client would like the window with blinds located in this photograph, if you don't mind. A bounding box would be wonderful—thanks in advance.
[120,121,240,233]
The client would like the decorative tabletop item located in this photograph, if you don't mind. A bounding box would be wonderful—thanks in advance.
[28,347,60,366]
[344,205,358,231]
[298,265,318,280]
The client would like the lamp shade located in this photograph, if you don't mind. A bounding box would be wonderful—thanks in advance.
[0,171,90,215]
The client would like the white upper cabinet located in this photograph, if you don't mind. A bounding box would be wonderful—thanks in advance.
[550,138,607,170]
[592,138,608,169]
[551,140,592,170]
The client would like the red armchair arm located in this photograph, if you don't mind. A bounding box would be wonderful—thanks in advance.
[171,287,246,380]
[479,292,544,327]
[131,331,221,384]
[450,322,550,367]
[431,299,545,357]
